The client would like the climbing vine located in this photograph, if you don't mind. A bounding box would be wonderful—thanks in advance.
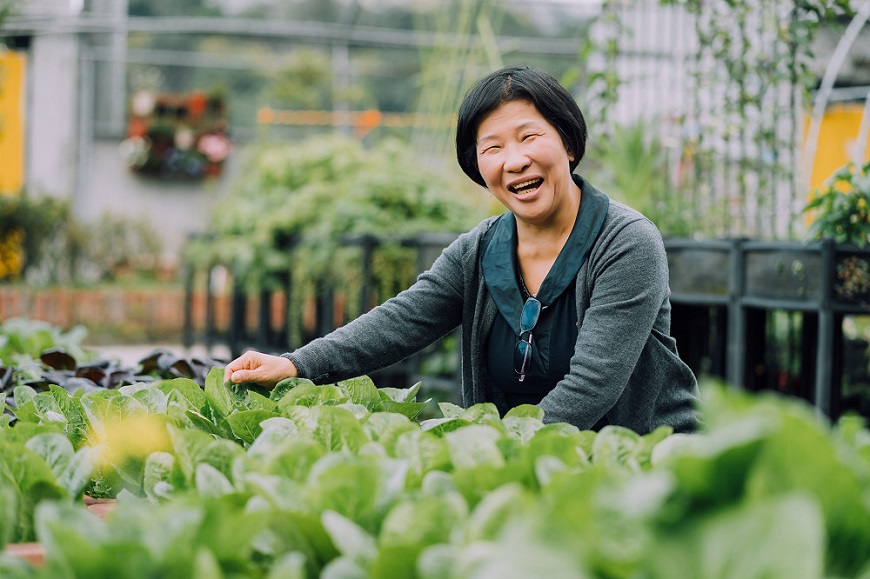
[579,0,625,144]
[590,0,854,239]
[669,0,853,238]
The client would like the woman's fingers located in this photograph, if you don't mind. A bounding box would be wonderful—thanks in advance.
[223,351,297,388]
[226,367,262,385]
[223,351,260,382]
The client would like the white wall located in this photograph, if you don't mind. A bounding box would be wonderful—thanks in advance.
[16,1,242,263]
[83,139,244,263]
[27,33,79,199]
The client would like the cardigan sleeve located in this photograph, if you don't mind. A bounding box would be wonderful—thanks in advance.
[284,228,479,385]
[537,215,670,429]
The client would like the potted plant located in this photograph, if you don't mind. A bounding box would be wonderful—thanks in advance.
[804,159,870,307]
[804,159,870,248]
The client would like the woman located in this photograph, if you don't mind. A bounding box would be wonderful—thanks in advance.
[224,66,699,434]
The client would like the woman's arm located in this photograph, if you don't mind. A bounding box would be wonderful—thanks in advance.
[281,231,478,385]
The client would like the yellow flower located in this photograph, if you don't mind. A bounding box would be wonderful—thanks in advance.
[87,414,172,466]
[0,229,24,279]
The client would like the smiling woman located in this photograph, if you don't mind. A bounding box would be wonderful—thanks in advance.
[224,66,700,435]
[473,100,580,241]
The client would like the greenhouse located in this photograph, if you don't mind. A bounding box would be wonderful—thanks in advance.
[1,0,870,576]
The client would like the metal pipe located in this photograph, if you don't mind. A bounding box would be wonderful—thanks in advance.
[801,0,870,192]
[852,86,870,164]
[2,15,584,55]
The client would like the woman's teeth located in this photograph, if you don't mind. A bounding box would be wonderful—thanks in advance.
[510,178,542,193]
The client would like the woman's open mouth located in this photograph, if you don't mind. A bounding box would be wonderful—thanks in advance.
[509,178,543,195]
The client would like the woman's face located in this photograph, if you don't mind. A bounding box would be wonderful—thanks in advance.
[475,99,578,227]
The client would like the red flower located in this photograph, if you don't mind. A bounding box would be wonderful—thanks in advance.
[188,91,208,119]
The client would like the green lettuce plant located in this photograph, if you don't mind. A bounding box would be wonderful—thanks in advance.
[0,318,92,367]
[2,368,870,577]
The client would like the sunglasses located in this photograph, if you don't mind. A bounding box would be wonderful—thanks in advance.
[514,296,542,382]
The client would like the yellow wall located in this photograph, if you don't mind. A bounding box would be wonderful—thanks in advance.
[809,102,870,192]
[0,50,25,196]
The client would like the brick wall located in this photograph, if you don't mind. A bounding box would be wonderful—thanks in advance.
[0,286,232,344]
[1,286,336,348]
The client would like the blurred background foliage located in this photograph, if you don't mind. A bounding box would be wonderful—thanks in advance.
[122,0,592,143]
[2,0,600,288]
[2,0,864,338]
[184,133,488,343]
[0,193,162,286]
[2,0,869,418]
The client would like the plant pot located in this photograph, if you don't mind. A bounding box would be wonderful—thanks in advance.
[4,542,44,566]
[83,495,116,520]
[743,243,823,301]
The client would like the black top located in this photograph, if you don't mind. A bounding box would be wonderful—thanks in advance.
[481,175,608,414]
[485,284,577,409]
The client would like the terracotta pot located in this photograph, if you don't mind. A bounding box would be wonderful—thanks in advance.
[4,542,44,566]
[86,502,115,519]
[82,494,115,506]
[83,495,116,519]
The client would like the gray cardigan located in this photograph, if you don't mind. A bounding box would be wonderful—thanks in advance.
[285,197,700,434]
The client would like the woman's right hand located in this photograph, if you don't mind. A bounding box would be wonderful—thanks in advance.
[223,350,298,390]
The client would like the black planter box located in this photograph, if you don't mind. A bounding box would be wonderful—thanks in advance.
[665,237,870,421]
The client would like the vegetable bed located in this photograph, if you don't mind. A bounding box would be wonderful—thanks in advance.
[1,338,870,578]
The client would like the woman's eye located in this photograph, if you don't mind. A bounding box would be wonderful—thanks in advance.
[521,133,539,141]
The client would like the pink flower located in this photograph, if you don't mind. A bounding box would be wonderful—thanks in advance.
[197,133,232,163]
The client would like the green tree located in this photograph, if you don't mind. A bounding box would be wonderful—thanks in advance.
[268,48,336,110]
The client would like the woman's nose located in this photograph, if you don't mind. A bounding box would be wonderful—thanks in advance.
[504,145,530,172]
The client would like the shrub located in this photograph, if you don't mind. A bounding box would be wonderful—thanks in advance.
[0,192,163,286]
[803,159,870,247]
[185,134,487,338]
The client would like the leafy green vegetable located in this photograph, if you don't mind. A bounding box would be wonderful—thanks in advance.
[0,440,69,542]
[226,409,279,445]
[154,378,207,412]
[270,376,316,401]
[2,374,870,579]
[321,510,377,569]
[203,366,237,419]
[648,493,825,579]
[143,451,178,501]
[0,485,18,548]
[0,318,92,366]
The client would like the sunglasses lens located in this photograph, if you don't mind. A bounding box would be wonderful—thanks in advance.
[520,298,542,331]
[514,333,532,378]
[515,298,541,381]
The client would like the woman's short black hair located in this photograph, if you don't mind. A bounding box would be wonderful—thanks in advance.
[455,66,587,188]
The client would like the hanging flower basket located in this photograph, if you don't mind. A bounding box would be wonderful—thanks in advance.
[120,90,231,180]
